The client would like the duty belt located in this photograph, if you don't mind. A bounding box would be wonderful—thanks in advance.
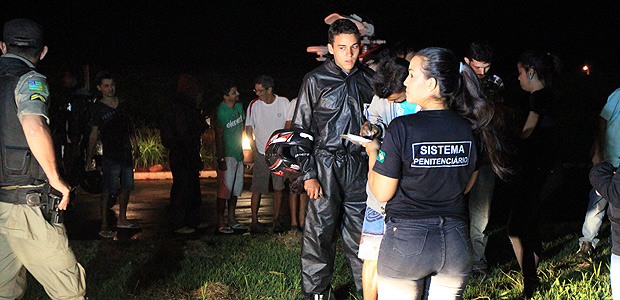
[0,183,45,205]
[0,183,64,223]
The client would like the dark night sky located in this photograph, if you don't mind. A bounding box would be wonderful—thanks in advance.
[1,1,619,77]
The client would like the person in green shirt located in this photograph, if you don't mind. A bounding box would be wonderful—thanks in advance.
[214,80,247,234]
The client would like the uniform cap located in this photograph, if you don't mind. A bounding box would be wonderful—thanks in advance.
[3,18,43,48]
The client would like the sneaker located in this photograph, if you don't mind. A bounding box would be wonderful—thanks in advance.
[250,222,268,234]
[576,241,593,259]
[174,226,196,234]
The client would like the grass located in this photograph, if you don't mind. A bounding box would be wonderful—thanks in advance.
[22,222,613,299]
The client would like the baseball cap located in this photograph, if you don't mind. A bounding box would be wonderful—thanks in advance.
[3,18,43,48]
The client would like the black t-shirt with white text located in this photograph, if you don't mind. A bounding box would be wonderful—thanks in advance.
[372,110,479,221]
[90,99,133,164]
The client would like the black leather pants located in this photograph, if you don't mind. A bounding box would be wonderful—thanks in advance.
[301,151,367,297]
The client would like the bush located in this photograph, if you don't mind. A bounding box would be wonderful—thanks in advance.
[134,127,167,169]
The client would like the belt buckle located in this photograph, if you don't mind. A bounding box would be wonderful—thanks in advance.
[25,191,42,206]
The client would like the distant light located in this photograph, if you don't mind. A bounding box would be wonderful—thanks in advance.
[583,65,590,75]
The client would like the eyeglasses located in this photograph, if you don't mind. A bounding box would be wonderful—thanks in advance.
[253,88,266,94]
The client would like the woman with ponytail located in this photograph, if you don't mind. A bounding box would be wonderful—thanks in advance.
[508,50,562,298]
[363,47,510,299]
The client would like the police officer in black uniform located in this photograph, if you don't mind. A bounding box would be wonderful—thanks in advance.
[0,18,86,299]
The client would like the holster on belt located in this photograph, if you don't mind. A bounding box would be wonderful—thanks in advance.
[0,183,64,224]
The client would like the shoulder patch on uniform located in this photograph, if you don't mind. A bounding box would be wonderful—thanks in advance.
[30,93,46,103]
[377,150,385,163]
[28,81,48,93]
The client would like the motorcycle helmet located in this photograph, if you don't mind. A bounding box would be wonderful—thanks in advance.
[265,128,314,177]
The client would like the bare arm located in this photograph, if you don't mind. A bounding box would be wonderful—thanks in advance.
[245,125,257,154]
[214,126,227,170]
[464,171,479,194]
[365,139,399,203]
[22,115,71,210]
[521,111,539,139]
[84,125,99,170]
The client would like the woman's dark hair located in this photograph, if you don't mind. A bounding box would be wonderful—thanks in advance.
[371,57,409,98]
[519,50,562,87]
[416,47,513,179]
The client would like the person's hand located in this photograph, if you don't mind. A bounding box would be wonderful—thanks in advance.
[361,139,381,156]
[48,177,71,210]
[217,159,227,171]
[360,121,379,139]
[304,179,323,199]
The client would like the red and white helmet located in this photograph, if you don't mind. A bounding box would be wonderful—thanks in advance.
[265,128,314,177]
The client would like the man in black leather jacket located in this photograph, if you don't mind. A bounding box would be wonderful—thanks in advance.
[292,19,374,299]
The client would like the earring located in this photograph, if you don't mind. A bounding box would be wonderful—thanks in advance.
[528,76,532,80]
[427,89,431,92]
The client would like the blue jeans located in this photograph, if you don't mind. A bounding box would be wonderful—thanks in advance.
[102,155,134,193]
[468,165,495,270]
[377,217,472,299]
[580,188,608,248]
[612,254,620,299]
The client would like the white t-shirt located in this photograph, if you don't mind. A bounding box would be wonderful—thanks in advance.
[246,95,289,154]
[286,98,298,121]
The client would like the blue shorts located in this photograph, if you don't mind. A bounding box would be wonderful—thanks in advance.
[358,206,386,261]
[102,156,134,193]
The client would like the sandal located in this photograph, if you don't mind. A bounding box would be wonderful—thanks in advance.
[98,230,114,239]
[217,226,234,234]
[230,223,248,230]
[117,223,140,229]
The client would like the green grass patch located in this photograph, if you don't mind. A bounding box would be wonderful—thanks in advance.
[23,222,613,299]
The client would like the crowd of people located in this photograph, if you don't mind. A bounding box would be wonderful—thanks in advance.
[0,16,618,300]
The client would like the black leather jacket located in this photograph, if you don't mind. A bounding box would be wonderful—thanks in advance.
[292,58,374,181]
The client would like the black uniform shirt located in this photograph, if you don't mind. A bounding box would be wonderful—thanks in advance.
[373,110,479,221]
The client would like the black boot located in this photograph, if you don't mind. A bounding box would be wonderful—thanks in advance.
[305,287,336,300]
[523,276,540,299]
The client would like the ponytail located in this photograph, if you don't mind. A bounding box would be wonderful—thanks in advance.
[459,62,514,180]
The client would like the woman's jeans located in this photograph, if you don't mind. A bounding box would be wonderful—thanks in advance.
[377,216,472,300]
